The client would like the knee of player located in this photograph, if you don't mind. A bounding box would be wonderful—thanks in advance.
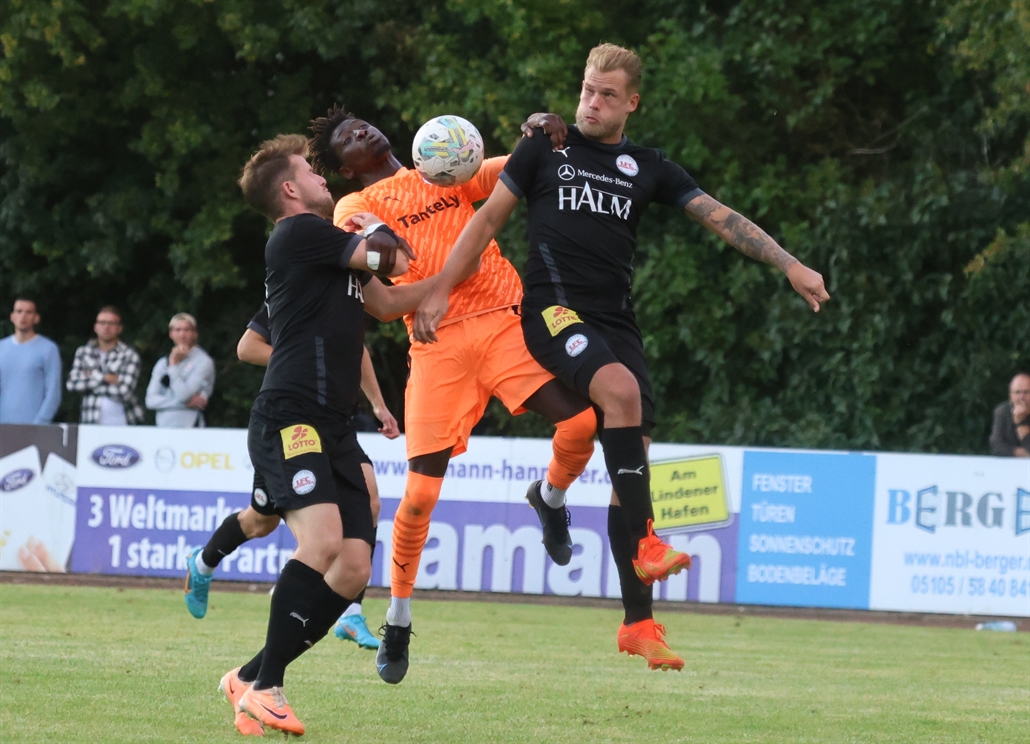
[599,387,641,421]
[336,551,371,587]
[304,533,346,567]
[556,406,598,444]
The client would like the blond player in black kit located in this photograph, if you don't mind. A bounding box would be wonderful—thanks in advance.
[415,43,830,671]
[217,134,426,737]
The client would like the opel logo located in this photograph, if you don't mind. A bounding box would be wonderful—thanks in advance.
[155,447,176,472]
[558,164,575,181]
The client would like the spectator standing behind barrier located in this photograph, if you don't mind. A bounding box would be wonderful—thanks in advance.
[66,306,144,425]
[0,297,62,424]
[145,313,215,427]
[990,372,1030,457]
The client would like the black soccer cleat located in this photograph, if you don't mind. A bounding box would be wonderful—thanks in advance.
[526,480,573,566]
[376,622,412,685]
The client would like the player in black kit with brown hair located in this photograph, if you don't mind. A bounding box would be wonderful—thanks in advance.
[415,44,830,671]
[218,133,424,736]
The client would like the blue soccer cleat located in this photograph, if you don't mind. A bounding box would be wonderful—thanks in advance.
[334,613,381,649]
[183,547,212,619]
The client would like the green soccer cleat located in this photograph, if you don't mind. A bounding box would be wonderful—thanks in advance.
[184,547,212,619]
[334,613,381,649]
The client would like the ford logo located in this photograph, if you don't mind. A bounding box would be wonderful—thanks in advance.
[0,468,35,492]
[91,445,141,469]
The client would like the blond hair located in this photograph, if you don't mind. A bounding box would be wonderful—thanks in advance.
[168,312,197,331]
[585,43,642,92]
[238,134,308,220]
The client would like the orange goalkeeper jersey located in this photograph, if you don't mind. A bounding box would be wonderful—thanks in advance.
[333,156,522,335]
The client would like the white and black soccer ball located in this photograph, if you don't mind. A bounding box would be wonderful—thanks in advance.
[411,115,484,187]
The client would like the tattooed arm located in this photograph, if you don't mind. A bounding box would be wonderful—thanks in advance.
[684,193,830,312]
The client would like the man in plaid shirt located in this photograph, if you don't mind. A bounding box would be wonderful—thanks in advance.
[66,305,145,424]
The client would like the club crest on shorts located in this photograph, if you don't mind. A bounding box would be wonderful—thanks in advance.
[280,424,322,459]
[542,305,583,337]
[565,333,588,357]
[292,470,316,495]
[616,154,639,177]
[252,487,269,507]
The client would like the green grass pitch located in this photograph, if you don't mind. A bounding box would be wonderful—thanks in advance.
[0,584,1026,743]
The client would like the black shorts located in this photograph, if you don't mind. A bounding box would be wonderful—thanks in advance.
[250,442,372,517]
[521,303,655,434]
[249,469,280,517]
[247,403,375,546]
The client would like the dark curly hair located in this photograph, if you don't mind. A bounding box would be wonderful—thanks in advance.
[308,105,355,177]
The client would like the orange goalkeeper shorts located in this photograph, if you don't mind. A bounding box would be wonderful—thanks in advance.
[404,307,554,459]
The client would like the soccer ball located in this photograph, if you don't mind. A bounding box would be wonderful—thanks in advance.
[411,115,485,187]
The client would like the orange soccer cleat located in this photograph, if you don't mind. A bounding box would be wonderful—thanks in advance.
[632,519,691,585]
[218,667,264,736]
[238,685,305,737]
[617,619,685,671]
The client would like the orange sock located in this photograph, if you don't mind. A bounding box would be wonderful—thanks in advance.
[390,472,444,599]
[547,407,596,490]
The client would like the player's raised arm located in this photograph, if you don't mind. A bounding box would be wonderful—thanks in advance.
[411,180,520,343]
[683,193,830,312]
[362,274,439,323]
[348,222,416,278]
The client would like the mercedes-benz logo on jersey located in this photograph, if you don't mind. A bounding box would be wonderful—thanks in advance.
[558,164,575,181]
[616,155,639,177]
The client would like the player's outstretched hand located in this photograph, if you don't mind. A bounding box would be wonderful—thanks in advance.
[374,404,400,439]
[786,263,830,312]
[343,212,381,233]
[521,113,568,151]
[413,289,450,344]
[365,229,417,276]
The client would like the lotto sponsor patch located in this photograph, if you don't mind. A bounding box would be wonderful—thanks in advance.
[542,305,583,337]
[279,424,322,459]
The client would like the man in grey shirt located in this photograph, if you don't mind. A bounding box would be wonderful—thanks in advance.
[145,312,215,427]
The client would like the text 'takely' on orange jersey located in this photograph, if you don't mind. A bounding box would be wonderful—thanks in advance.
[333,156,522,336]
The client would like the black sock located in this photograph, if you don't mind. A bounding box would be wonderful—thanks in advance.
[253,559,325,689]
[237,582,352,682]
[608,505,653,625]
[202,512,249,568]
[238,650,263,683]
[291,580,350,659]
[600,426,653,542]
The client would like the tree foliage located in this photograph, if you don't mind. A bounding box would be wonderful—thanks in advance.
[1,0,1026,452]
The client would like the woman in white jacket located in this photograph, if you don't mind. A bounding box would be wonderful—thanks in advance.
[145,312,215,427]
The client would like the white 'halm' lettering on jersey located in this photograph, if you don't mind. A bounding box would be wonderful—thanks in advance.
[347,274,365,302]
[557,181,631,220]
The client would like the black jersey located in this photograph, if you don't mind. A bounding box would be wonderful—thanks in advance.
[258,213,371,419]
[248,304,270,342]
[500,126,703,312]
